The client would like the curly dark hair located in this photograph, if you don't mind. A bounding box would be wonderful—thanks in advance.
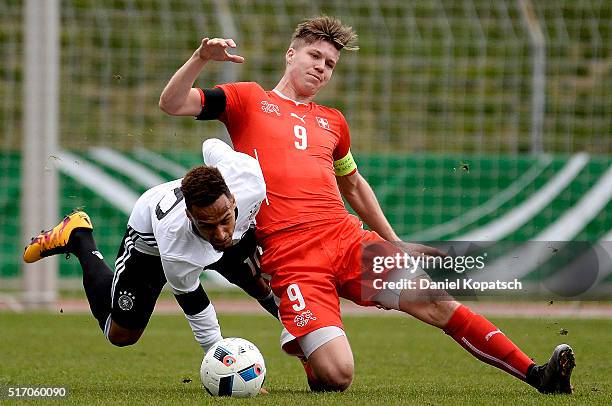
[181,165,231,210]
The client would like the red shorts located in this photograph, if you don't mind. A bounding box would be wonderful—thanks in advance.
[260,215,398,338]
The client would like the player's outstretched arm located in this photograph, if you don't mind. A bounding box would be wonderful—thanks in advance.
[159,37,244,116]
[174,284,223,352]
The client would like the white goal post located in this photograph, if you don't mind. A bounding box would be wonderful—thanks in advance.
[20,0,60,308]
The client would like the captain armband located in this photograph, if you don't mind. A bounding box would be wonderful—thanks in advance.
[333,150,357,176]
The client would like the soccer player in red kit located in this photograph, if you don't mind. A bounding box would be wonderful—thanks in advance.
[159,16,575,394]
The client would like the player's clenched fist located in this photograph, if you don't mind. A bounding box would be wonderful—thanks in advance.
[196,37,245,63]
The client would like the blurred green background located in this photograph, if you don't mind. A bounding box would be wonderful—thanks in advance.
[1,0,610,282]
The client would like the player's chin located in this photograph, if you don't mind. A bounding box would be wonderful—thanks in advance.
[308,82,323,93]
[301,81,322,95]
[212,240,233,251]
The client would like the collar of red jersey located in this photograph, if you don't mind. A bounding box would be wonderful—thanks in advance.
[271,89,309,106]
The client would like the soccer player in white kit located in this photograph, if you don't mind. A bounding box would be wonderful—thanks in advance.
[24,139,277,352]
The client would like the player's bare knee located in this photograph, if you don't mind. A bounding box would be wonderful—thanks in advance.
[332,363,354,391]
[320,371,353,392]
[107,328,142,347]
[314,361,354,391]
[107,332,140,347]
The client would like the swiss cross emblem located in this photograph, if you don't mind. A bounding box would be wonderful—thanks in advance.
[316,116,330,129]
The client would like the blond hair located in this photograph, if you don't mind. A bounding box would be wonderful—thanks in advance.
[290,16,358,51]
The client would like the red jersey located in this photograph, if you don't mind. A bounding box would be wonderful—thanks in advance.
[204,82,357,238]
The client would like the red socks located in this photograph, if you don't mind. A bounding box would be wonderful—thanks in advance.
[443,305,534,380]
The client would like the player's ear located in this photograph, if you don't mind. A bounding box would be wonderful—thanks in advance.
[286,48,295,64]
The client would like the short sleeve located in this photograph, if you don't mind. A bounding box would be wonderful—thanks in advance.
[161,258,202,294]
[215,82,258,125]
[332,113,351,160]
[202,138,235,166]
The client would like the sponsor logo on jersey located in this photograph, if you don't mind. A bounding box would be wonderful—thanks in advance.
[117,291,135,311]
[290,112,306,123]
[261,101,281,116]
[316,116,330,130]
[293,309,317,327]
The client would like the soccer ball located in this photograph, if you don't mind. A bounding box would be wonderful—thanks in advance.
[200,337,266,397]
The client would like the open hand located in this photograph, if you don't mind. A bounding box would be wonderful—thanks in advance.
[197,37,245,63]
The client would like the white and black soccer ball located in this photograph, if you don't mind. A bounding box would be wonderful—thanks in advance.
[200,337,266,397]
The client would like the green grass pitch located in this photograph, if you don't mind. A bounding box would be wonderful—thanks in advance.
[1,312,610,405]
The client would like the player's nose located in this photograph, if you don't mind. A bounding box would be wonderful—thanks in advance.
[214,226,230,241]
[213,227,223,239]
[312,58,324,70]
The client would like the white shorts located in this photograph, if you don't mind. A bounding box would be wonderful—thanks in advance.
[280,326,346,359]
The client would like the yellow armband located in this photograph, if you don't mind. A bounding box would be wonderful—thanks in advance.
[333,150,357,176]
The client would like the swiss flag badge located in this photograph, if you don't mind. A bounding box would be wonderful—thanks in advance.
[316,116,330,130]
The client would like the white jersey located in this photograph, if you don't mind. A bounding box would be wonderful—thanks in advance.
[127,138,266,293]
